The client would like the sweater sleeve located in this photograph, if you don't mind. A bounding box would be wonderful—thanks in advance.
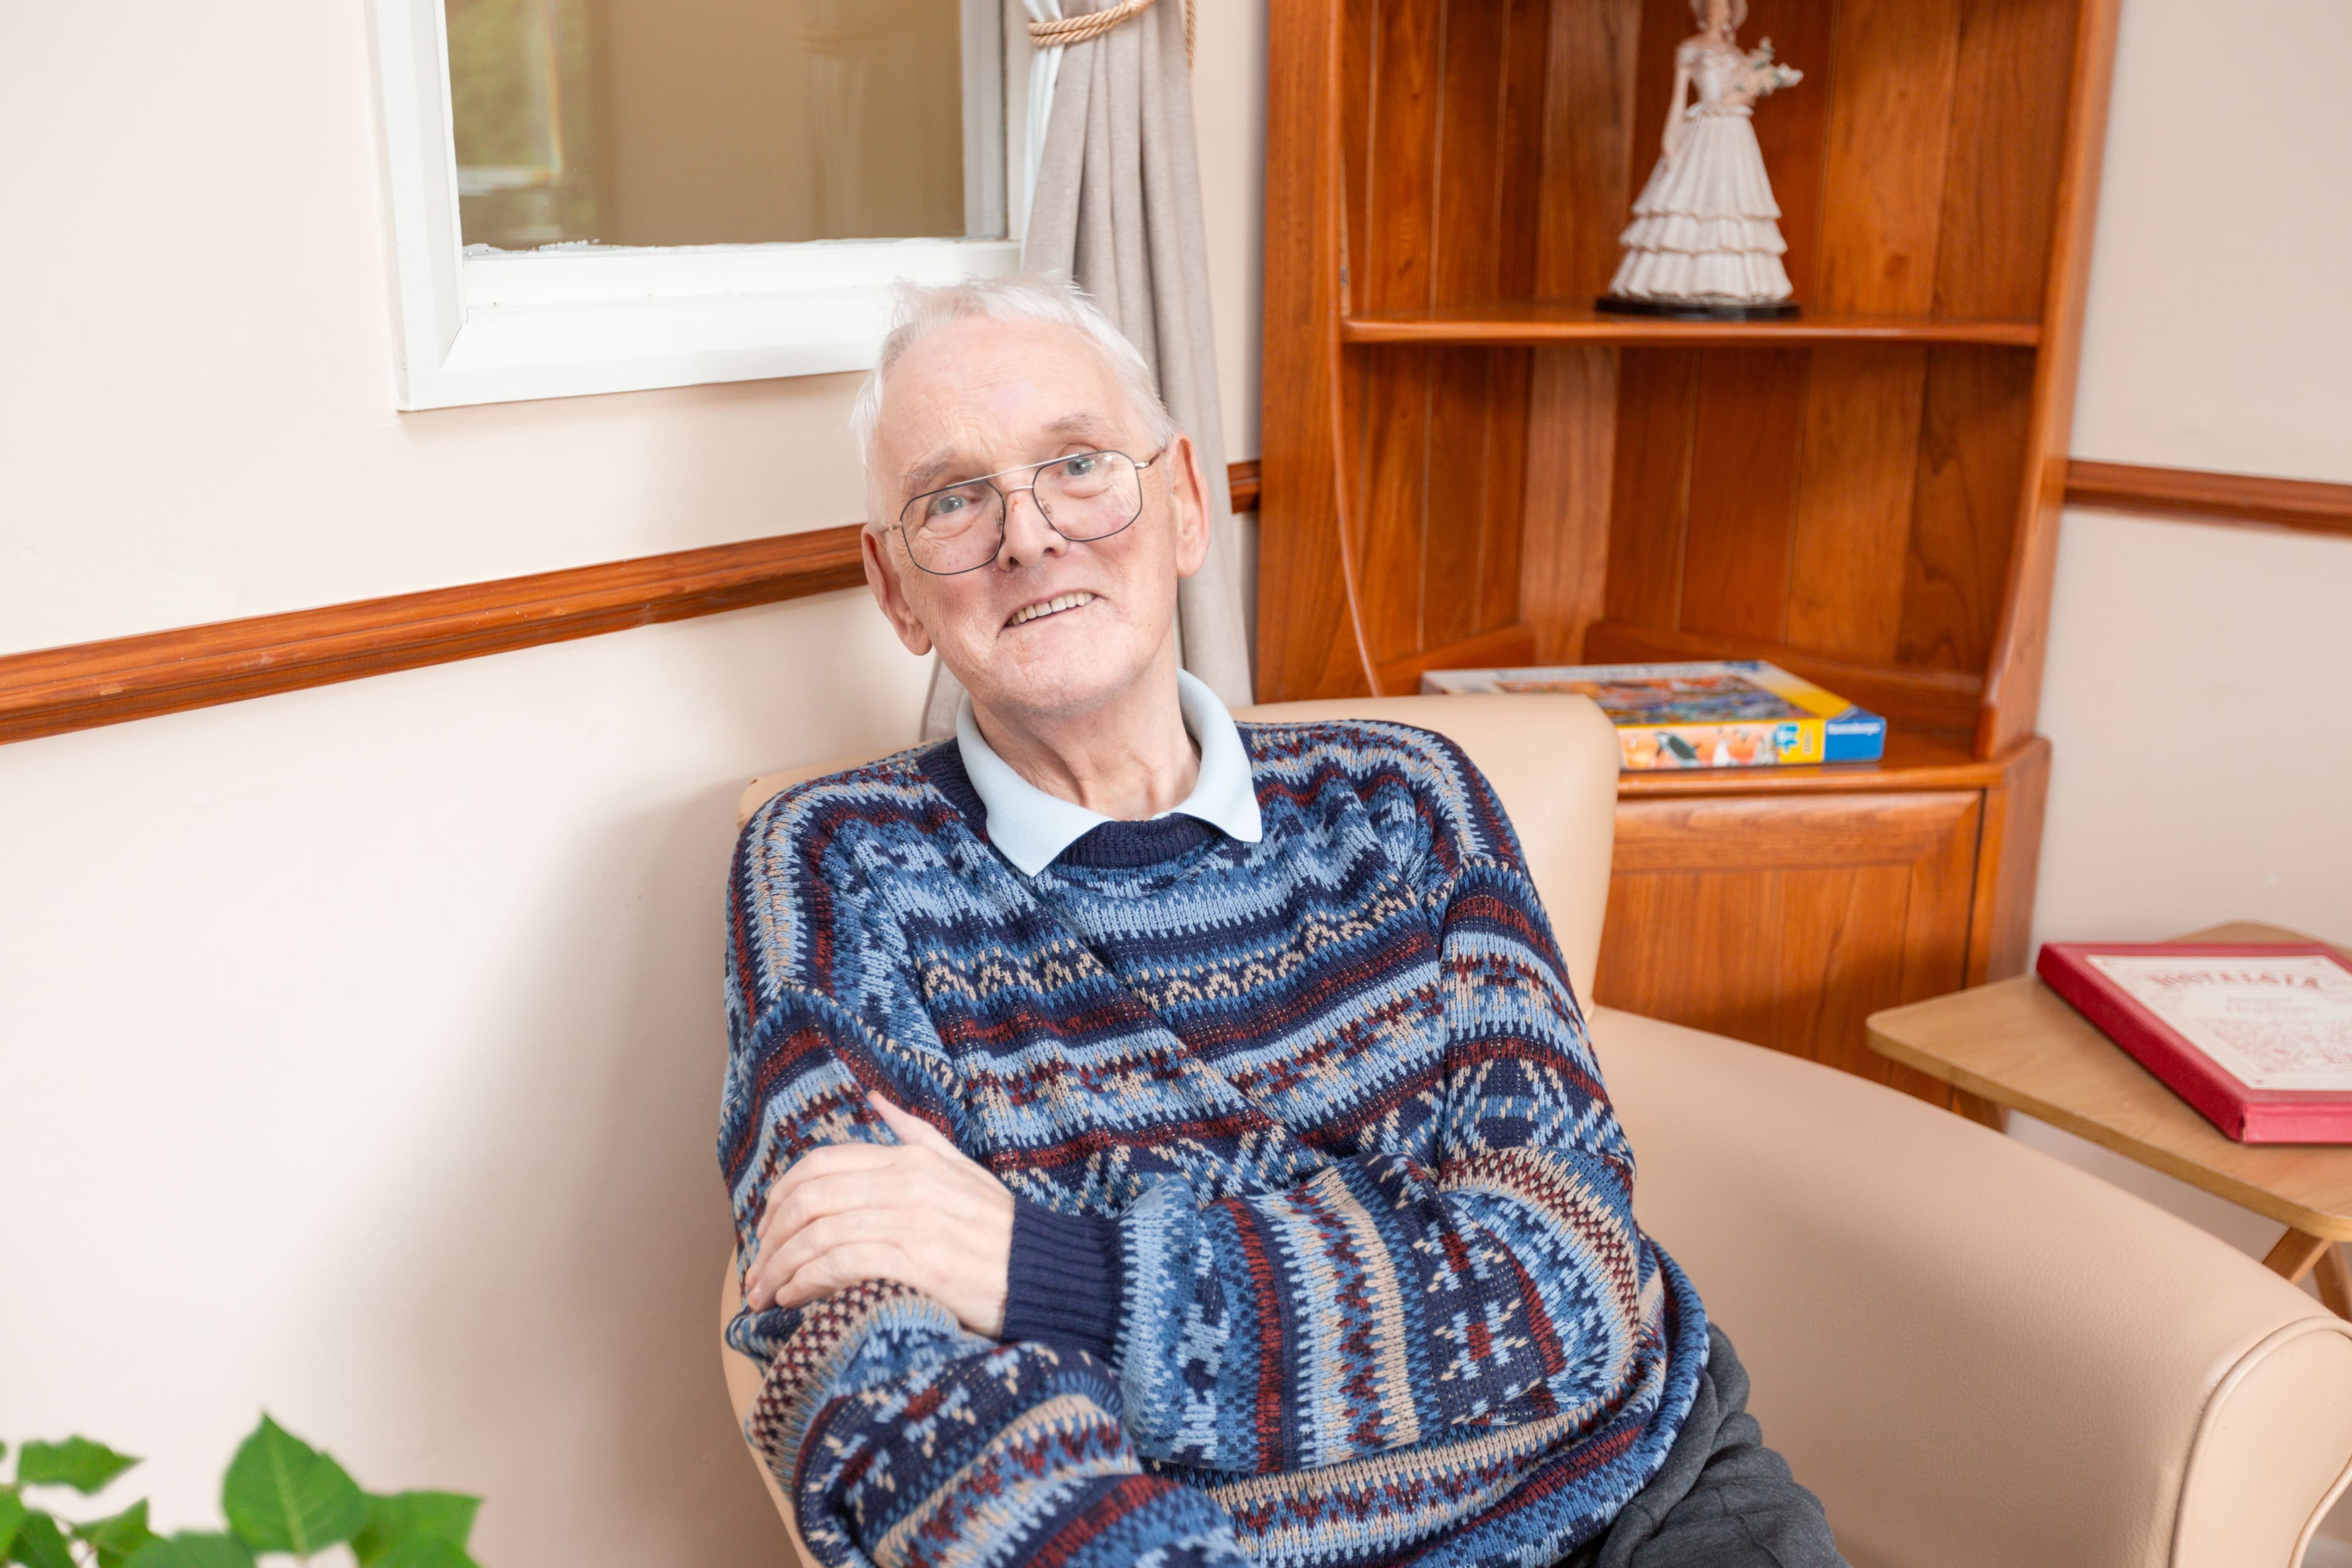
[1024,845,1697,1477]
[720,804,1250,1567]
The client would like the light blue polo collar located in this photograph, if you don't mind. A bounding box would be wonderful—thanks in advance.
[956,670,1264,876]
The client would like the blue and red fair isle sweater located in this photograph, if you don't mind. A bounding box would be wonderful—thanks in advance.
[719,718,1707,1568]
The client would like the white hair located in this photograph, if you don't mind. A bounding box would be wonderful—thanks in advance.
[851,272,1178,513]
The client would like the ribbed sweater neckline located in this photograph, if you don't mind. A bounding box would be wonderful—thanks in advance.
[914,739,1223,872]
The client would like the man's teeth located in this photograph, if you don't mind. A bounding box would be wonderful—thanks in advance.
[1012,592,1095,626]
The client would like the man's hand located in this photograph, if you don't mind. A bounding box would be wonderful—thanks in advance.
[744,1093,1017,1337]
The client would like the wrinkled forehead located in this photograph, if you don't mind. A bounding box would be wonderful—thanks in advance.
[875,317,1135,499]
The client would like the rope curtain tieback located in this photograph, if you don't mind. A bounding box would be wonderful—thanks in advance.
[1028,0,1195,67]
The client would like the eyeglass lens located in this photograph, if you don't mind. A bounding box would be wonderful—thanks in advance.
[902,451,1145,574]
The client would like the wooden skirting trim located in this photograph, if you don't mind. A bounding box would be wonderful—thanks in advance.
[1,462,1267,748]
[2064,460,2352,539]
[0,526,866,747]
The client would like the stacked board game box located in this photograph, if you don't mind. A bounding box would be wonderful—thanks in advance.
[1420,660,1887,771]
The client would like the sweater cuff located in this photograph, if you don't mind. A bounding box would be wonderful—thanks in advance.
[1001,1199,1123,1363]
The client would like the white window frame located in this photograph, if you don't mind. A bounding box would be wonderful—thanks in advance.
[367,0,1025,410]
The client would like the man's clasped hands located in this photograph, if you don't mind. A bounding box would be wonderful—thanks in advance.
[742,1092,1019,1337]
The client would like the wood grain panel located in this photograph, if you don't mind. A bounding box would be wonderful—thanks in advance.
[1934,0,2078,319]
[1519,345,1617,661]
[1420,0,1537,655]
[0,528,865,747]
[1597,790,1983,1103]
[1431,0,1509,306]
[2063,461,2352,539]
[1535,0,1643,298]
[1784,345,1928,661]
[1965,736,2051,986]
[1257,0,1378,700]
[1422,347,1494,651]
[1494,0,1553,300]
[1355,0,1445,663]
[1679,349,1810,642]
[1603,349,1700,628]
[1341,0,1376,317]
[1899,345,2035,671]
[1814,0,1961,315]
[1366,0,1442,314]
[1477,347,1534,635]
[1608,791,1979,872]
[1358,349,1434,659]
[1374,620,1538,695]
[1735,0,1836,303]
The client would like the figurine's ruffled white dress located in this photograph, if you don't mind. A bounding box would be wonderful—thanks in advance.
[1610,43,1796,304]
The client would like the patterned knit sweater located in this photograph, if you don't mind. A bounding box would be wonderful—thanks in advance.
[720,719,1708,1568]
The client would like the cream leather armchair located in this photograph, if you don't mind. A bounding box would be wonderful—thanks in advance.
[723,695,2352,1568]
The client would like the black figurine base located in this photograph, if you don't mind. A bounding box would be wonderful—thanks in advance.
[1595,295,1801,322]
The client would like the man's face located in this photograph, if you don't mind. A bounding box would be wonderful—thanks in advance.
[861,317,1210,726]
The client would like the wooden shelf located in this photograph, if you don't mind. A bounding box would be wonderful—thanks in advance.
[1341,304,2041,349]
[1615,724,2016,799]
[1577,622,1986,736]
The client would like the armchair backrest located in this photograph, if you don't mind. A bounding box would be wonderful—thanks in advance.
[1233,695,1618,1001]
[738,692,1621,1002]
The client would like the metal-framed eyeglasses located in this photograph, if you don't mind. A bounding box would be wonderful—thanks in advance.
[893,447,1166,576]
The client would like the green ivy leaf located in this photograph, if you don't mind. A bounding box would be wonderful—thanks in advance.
[0,1491,26,1560]
[121,1532,257,1568]
[9,1510,77,1568]
[350,1491,481,1565]
[16,1439,141,1495]
[75,1499,159,1568]
[219,1417,364,1555]
[375,1537,479,1568]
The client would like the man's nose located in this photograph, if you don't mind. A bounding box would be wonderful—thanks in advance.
[996,484,1068,569]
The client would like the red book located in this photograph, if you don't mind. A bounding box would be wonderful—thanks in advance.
[2038,942,2352,1144]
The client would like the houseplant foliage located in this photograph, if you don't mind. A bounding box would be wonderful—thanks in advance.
[0,1421,482,1568]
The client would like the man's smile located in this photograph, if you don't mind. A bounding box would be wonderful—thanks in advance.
[1006,590,1098,628]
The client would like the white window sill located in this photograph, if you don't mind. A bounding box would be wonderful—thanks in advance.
[396,240,1022,410]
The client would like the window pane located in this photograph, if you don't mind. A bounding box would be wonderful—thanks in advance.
[445,0,979,250]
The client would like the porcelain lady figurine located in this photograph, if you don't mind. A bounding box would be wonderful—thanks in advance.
[1602,0,1803,318]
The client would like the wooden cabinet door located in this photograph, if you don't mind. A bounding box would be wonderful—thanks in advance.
[1593,791,1984,1107]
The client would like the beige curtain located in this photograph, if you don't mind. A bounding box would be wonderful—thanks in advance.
[919,0,1251,737]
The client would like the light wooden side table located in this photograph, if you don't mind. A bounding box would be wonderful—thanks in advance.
[1866,921,2352,1317]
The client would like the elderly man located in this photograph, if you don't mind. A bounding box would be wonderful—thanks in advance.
[718,274,1842,1568]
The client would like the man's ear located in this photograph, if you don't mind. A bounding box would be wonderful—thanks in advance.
[862,526,935,657]
[1166,432,1213,580]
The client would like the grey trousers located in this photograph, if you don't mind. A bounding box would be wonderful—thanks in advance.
[1560,1325,1848,1568]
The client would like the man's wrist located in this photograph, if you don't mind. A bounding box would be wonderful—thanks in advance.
[1000,1199,1124,1363]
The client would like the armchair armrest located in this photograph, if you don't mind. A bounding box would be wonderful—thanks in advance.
[1590,1006,2352,1568]
[719,1262,818,1568]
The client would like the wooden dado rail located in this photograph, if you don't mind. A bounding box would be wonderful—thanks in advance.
[2061,461,2352,540]
[0,462,1259,747]
[1,456,2336,748]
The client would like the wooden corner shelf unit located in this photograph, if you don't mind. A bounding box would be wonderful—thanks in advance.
[1257,0,2122,1109]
